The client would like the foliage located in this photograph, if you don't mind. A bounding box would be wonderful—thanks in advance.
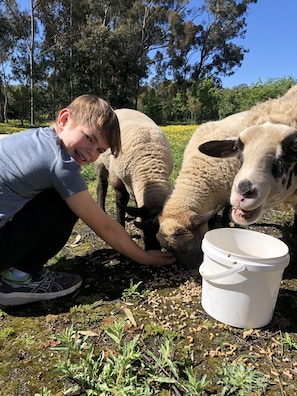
[281,332,297,350]
[34,388,52,396]
[0,326,15,339]
[48,320,208,395]
[217,360,273,395]
[0,0,295,125]
[80,163,97,184]
[0,121,26,134]
[139,76,297,124]
[121,279,143,299]
[1,0,259,121]
[162,0,258,84]
[219,77,297,117]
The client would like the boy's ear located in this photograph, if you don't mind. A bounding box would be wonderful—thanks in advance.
[57,108,70,127]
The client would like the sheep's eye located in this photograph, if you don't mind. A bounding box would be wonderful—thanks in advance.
[233,139,243,152]
[233,142,239,151]
[234,139,244,151]
[291,138,297,152]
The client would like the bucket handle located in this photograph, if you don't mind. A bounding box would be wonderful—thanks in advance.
[200,262,246,281]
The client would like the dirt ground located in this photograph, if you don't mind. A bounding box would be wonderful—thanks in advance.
[0,205,297,395]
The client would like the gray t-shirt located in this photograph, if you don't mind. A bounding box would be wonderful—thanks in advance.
[0,126,87,228]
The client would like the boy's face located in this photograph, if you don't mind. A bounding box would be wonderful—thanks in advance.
[57,109,109,165]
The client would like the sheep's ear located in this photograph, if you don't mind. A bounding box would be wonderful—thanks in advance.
[198,139,237,158]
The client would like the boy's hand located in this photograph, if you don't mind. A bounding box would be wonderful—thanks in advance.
[143,250,176,266]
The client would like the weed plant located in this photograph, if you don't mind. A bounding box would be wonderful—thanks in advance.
[121,279,142,299]
[282,332,297,350]
[43,320,208,395]
[217,360,273,396]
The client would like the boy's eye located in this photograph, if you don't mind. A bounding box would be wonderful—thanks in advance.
[85,135,92,142]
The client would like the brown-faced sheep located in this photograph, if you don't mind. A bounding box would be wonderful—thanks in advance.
[199,85,297,229]
[94,108,173,250]
[157,86,297,269]
[157,111,249,268]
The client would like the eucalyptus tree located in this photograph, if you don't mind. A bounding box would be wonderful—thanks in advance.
[148,0,258,122]
[0,0,29,122]
[6,0,46,125]
[159,0,258,84]
[36,0,193,108]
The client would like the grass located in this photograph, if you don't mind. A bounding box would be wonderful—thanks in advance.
[161,124,197,182]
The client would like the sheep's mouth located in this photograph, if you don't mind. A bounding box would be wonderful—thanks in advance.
[232,206,262,225]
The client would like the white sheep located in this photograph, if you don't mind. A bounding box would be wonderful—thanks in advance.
[94,108,173,250]
[199,85,297,229]
[157,86,297,268]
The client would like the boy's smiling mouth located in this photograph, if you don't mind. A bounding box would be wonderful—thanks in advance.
[75,149,87,163]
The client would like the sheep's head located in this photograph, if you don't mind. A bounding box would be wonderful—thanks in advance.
[157,207,221,269]
[199,123,297,227]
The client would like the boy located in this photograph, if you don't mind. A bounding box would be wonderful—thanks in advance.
[0,94,175,306]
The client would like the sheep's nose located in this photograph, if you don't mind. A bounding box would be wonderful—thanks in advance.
[237,179,257,198]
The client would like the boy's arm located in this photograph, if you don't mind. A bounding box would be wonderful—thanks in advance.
[65,190,175,266]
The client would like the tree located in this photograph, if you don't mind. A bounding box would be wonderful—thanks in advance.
[216,77,297,119]
[0,0,30,122]
[2,0,280,125]
[156,0,258,85]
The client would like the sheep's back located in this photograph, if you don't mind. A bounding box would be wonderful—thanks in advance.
[110,109,173,209]
[247,85,297,128]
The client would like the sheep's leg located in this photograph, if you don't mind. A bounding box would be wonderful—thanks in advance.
[95,164,109,212]
[115,184,129,226]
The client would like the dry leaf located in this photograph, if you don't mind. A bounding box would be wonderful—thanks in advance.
[67,234,82,247]
[123,307,137,326]
[77,330,99,337]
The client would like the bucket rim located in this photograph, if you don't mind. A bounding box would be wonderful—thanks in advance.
[203,227,289,262]
[201,239,290,272]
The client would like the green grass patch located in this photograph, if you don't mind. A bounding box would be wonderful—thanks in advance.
[161,124,198,182]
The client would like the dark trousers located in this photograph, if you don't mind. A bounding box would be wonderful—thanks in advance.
[0,190,78,274]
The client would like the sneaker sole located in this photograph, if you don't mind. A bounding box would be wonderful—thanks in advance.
[0,280,82,306]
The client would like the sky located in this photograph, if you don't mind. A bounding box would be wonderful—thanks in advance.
[216,0,297,88]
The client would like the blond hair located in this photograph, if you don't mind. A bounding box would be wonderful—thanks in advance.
[65,94,121,156]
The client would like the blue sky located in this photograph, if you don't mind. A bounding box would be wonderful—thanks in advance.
[217,0,297,88]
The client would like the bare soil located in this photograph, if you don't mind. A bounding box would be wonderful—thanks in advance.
[0,205,297,395]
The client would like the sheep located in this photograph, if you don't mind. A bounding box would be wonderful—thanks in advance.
[94,108,173,250]
[198,85,297,230]
[156,111,250,268]
[157,86,297,269]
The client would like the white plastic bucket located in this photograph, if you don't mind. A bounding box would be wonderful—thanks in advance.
[199,228,290,328]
